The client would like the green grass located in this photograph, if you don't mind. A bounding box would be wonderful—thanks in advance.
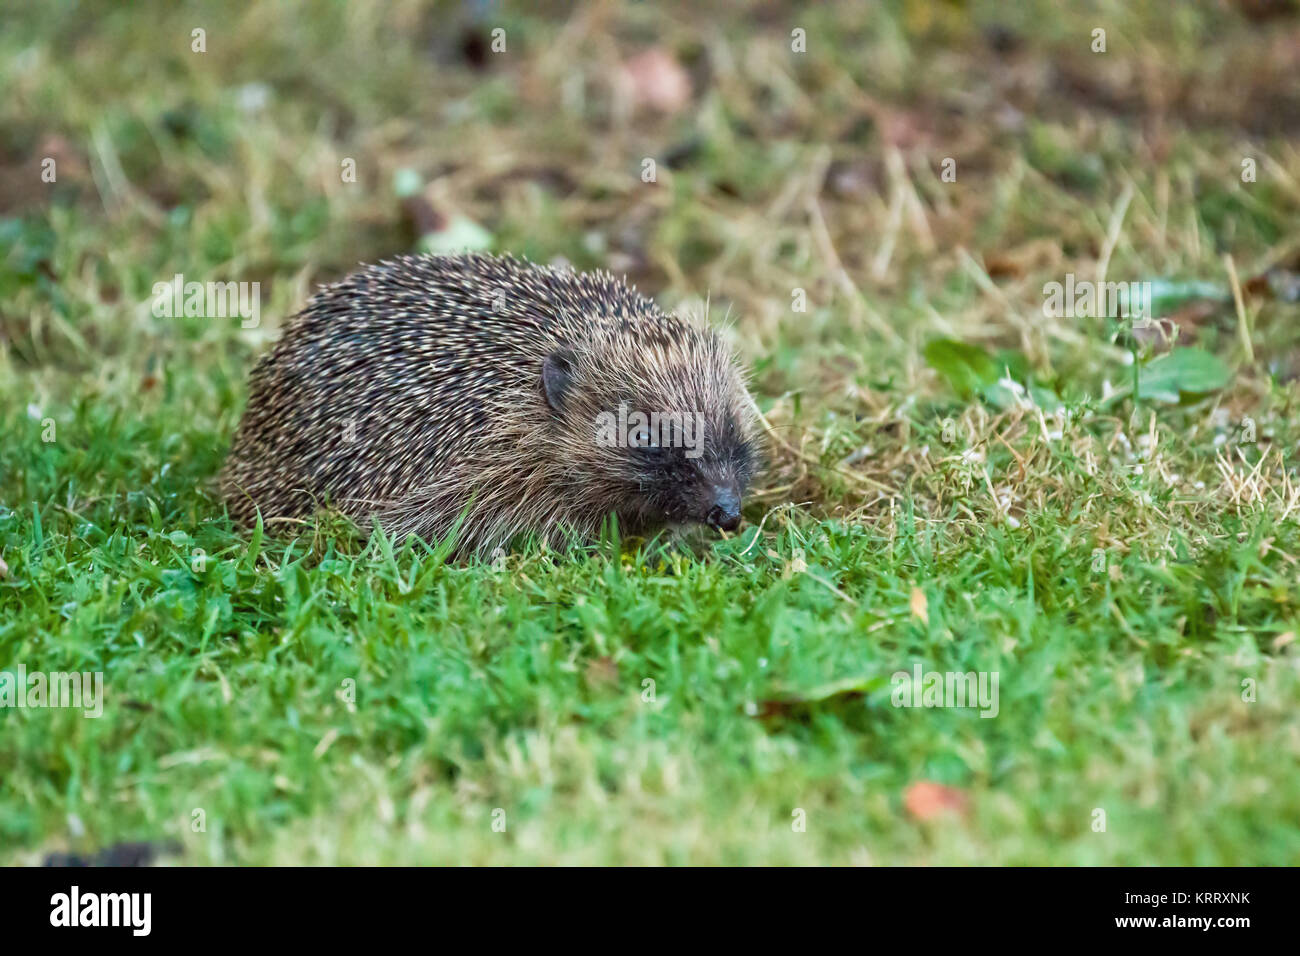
[3,0,1300,864]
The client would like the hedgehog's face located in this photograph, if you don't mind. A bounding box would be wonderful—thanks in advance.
[540,330,760,535]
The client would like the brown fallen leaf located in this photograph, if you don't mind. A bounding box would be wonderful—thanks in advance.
[617,48,691,114]
[1231,0,1299,24]
[903,781,970,821]
[909,586,929,626]
[979,240,1060,281]
[1244,266,1300,304]
[400,195,447,238]
[981,254,1024,280]
[1130,315,1185,353]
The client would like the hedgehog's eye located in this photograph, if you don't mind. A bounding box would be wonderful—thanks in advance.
[632,426,657,449]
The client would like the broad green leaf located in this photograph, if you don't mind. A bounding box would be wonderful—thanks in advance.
[392,167,423,199]
[1128,278,1230,319]
[1138,348,1232,402]
[418,215,493,254]
[924,338,999,399]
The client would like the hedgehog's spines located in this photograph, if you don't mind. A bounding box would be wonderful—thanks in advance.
[220,252,760,554]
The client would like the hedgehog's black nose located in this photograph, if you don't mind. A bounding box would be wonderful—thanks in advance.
[706,485,741,532]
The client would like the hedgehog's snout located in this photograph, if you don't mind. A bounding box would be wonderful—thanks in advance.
[705,482,742,533]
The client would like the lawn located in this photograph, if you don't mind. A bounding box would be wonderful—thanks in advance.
[2,0,1299,865]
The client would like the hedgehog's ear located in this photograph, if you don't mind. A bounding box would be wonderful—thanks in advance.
[541,346,575,414]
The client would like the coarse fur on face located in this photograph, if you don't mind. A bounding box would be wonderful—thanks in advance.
[220,253,762,556]
[537,317,759,536]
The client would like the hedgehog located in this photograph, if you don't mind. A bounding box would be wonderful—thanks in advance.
[220,253,761,555]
